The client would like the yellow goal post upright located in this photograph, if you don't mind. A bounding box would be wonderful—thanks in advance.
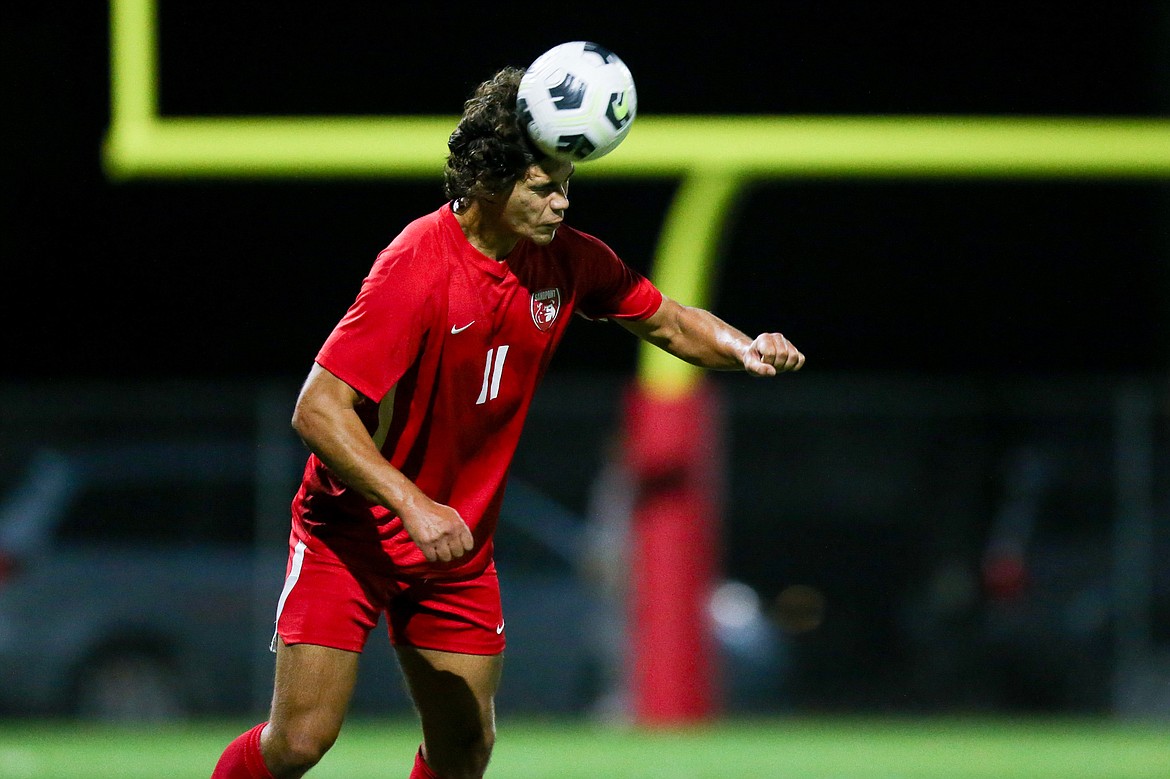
[104,0,1170,725]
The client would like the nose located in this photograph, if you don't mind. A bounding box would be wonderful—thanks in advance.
[551,190,570,212]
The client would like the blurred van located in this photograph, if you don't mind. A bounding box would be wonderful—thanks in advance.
[0,440,785,720]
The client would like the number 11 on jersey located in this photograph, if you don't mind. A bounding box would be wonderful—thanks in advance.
[476,345,509,405]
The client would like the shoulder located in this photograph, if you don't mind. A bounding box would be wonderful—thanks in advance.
[384,205,453,257]
[399,203,456,244]
[553,223,615,256]
[368,205,455,284]
[545,224,622,271]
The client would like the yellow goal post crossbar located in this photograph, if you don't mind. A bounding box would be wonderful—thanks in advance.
[104,0,1170,396]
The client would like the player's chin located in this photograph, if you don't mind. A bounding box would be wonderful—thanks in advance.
[529,227,559,244]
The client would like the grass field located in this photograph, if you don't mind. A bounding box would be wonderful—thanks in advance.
[1,715,1167,778]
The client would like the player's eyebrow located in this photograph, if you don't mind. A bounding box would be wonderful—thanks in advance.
[528,161,573,191]
[533,177,569,192]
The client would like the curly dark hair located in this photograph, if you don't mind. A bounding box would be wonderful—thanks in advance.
[443,66,545,203]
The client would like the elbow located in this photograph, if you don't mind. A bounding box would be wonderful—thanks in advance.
[290,409,309,448]
[290,404,306,440]
[289,364,363,454]
[290,394,322,446]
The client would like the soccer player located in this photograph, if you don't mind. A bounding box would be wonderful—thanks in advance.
[211,66,804,779]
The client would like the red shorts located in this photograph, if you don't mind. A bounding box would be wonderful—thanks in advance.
[272,530,505,656]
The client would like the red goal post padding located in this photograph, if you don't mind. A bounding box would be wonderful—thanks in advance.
[623,380,725,724]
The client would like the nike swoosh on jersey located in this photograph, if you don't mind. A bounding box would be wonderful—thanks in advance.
[451,321,475,334]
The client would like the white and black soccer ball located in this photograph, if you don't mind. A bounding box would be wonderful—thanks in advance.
[517,41,637,163]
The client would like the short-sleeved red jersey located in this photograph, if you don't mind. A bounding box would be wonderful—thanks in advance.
[291,203,661,579]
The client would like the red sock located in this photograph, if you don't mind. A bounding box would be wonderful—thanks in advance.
[211,722,275,779]
[410,746,440,779]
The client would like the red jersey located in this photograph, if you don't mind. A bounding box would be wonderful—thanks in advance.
[291,202,662,579]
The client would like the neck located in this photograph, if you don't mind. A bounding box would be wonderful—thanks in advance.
[454,198,518,260]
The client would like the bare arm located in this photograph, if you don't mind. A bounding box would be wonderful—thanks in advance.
[617,295,805,376]
[290,363,474,563]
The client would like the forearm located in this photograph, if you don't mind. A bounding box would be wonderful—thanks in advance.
[290,365,426,515]
[626,301,752,371]
[621,295,805,377]
[292,398,425,513]
[291,363,475,562]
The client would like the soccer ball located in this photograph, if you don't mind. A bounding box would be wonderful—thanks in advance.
[517,41,637,163]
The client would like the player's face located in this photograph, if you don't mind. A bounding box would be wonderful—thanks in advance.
[502,159,573,245]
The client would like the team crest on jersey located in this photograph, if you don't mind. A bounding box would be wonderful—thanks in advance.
[530,288,561,332]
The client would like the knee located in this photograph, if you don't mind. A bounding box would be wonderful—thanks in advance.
[262,720,339,775]
[467,725,496,776]
[429,724,495,779]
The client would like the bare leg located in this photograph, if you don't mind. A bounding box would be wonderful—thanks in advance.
[260,640,361,778]
[396,646,503,779]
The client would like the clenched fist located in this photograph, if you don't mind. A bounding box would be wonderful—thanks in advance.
[399,499,475,563]
[741,333,805,376]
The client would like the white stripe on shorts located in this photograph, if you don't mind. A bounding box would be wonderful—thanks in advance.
[270,540,307,652]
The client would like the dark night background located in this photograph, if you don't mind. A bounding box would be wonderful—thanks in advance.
[4,4,1169,383]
